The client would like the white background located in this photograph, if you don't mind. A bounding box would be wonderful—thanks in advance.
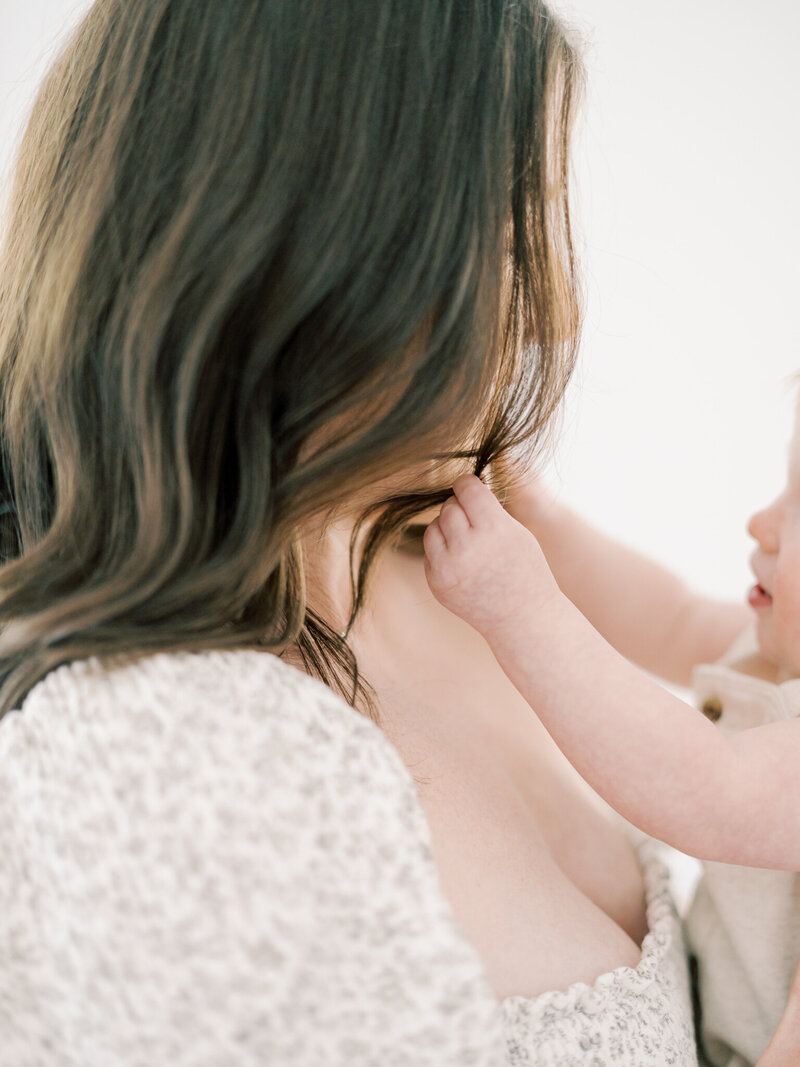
[550,0,800,603]
[2,0,800,605]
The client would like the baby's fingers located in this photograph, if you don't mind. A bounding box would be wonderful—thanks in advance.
[451,473,502,526]
[437,495,470,545]
[422,517,447,557]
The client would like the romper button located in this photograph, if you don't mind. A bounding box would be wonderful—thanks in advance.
[701,697,723,722]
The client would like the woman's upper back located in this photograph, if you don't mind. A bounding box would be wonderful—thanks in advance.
[0,647,505,1066]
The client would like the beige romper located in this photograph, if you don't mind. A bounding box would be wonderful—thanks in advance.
[687,624,800,1067]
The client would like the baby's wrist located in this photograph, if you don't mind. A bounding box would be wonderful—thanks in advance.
[484,581,569,660]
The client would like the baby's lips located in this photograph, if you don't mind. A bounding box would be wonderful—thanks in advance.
[748,583,773,608]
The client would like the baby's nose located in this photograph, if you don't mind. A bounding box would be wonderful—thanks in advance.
[748,507,779,552]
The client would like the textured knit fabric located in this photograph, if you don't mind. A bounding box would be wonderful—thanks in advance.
[687,625,800,1067]
[0,646,697,1065]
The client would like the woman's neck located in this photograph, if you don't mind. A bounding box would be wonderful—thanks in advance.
[295,508,366,638]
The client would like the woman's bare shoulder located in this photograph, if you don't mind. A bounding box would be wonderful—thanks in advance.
[413,763,643,1002]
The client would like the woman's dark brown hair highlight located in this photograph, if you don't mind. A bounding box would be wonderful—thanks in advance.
[0,0,584,719]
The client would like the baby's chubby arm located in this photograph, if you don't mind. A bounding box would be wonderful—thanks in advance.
[501,471,750,686]
[423,474,800,870]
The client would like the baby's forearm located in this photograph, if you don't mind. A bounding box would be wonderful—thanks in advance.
[506,486,750,686]
[486,594,800,869]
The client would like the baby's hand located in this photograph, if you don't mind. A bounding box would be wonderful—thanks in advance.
[422,473,561,640]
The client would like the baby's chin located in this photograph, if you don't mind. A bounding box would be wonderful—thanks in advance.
[754,629,800,683]
[749,624,793,683]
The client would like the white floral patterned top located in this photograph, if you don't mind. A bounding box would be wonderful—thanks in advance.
[0,646,697,1065]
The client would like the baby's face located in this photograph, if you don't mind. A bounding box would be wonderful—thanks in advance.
[748,408,800,678]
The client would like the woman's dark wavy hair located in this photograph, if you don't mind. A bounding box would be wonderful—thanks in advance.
[0,0,584,720]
